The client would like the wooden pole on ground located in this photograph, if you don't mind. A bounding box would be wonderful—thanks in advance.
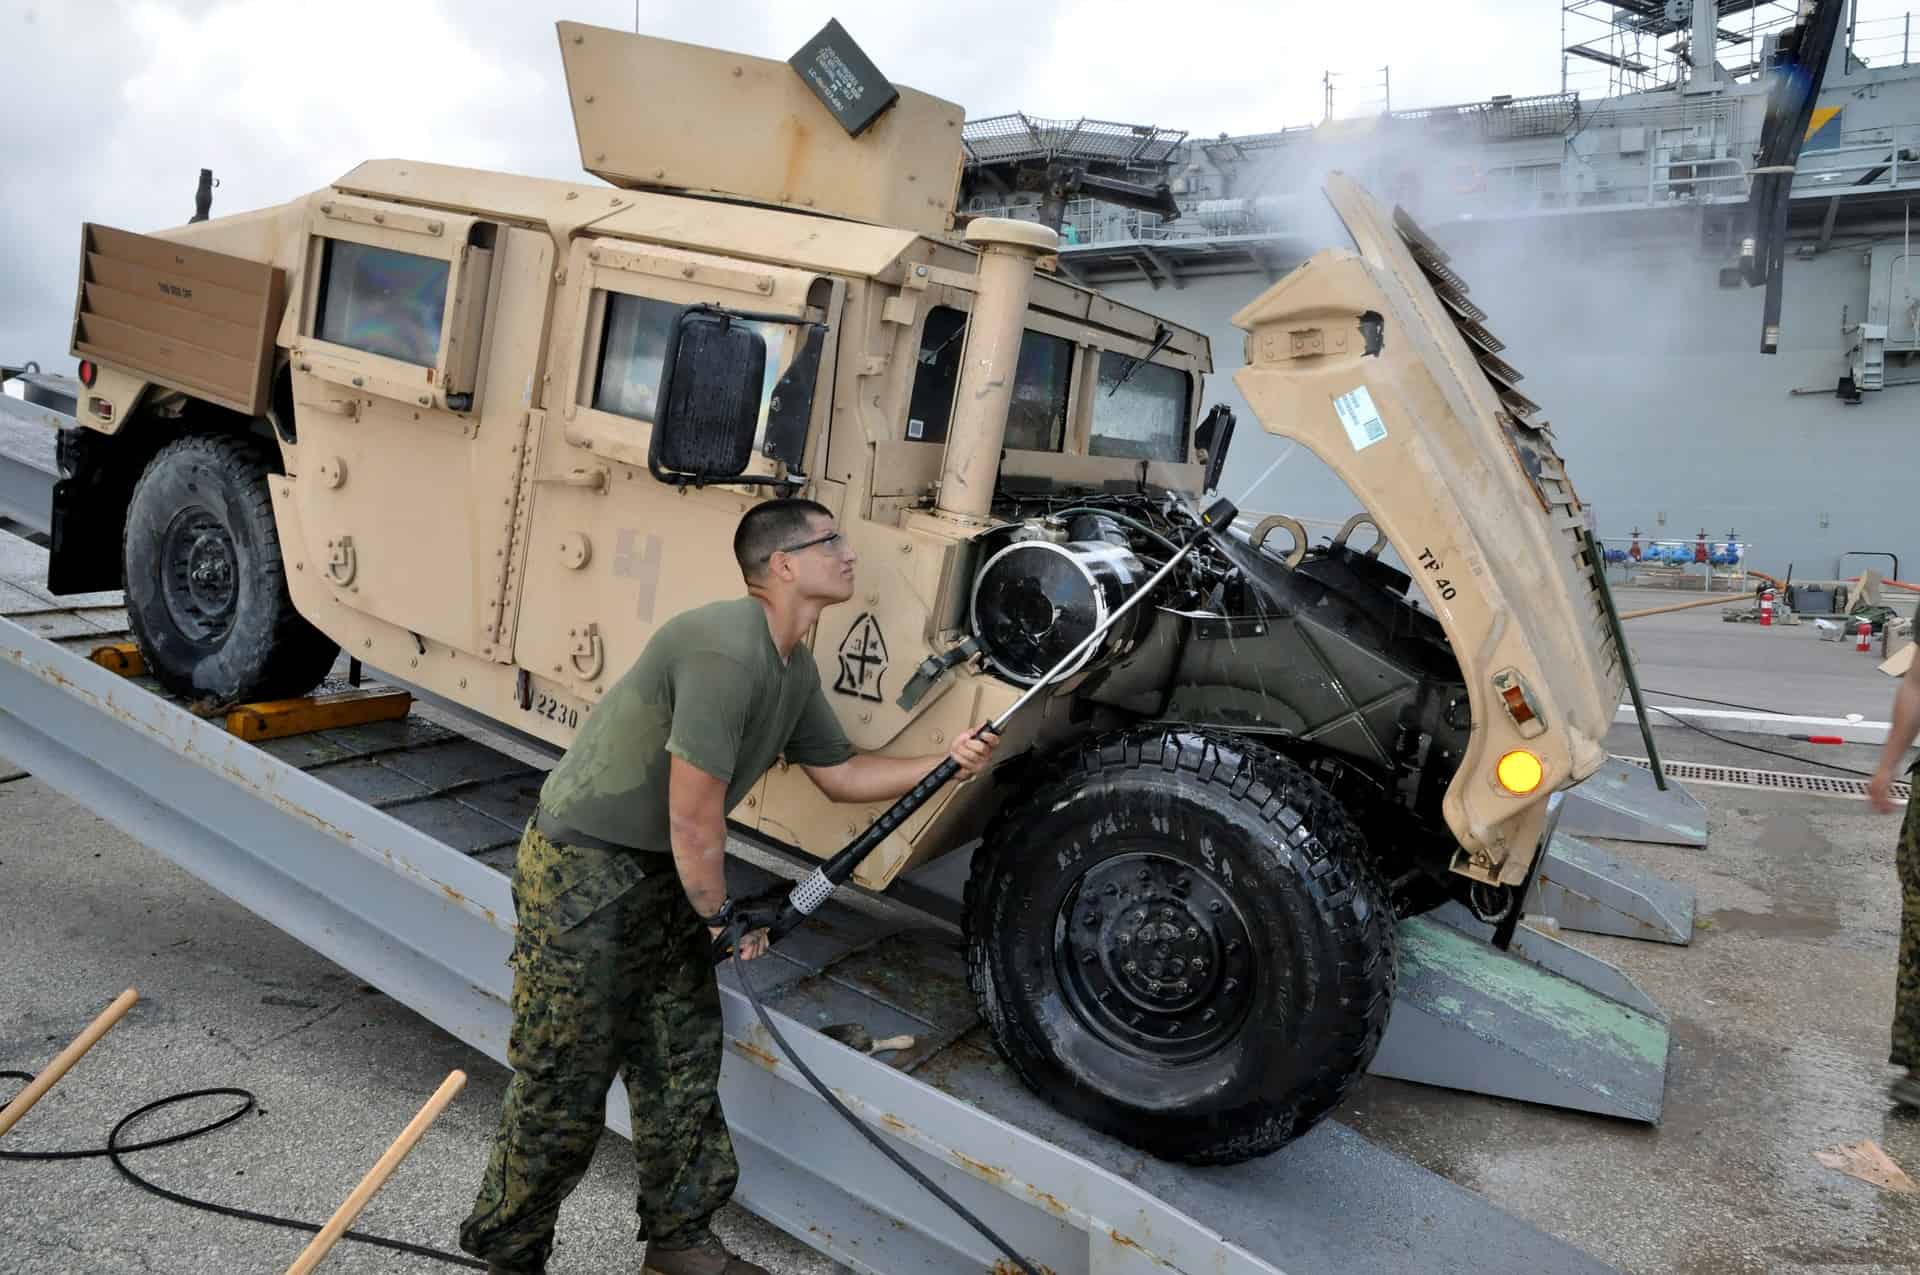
[282,1069,467,1275]
[0,988,138,1139]
[1620,592,1751,621]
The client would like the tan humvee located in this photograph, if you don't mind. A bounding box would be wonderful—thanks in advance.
[49,21,1621,1164]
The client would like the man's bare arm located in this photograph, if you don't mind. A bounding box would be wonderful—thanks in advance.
[667,755,731,917]
[667,757,768,960]
[800,728,996,804]
[1870,652,1920,813]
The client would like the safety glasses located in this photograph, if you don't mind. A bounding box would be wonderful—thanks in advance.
[770,530,850,560]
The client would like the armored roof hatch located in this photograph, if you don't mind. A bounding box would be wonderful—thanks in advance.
[556,21,967,238]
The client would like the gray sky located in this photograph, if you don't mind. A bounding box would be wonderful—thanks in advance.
[0,0,1877,370]
[0,0,1585,368]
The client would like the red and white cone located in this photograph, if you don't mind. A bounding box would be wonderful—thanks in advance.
[1858,619,1873,652]
[1760,589,1775,626]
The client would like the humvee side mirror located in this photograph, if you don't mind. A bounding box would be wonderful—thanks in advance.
[1197,403,1237,495]
[650,308,767,485]
[649,305,826,488]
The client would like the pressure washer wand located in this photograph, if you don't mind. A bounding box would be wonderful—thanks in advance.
[715,495,1239,963]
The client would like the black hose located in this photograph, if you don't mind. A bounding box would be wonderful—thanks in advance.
[1050,506,1181,557]
[0,1070,484,1268]
[1641,704,1879,778]
[727,935,1042,1275]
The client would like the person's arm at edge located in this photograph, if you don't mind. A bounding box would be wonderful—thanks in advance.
[1870,651,1920,814]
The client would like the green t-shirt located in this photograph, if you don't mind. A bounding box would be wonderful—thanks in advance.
[537,597,855,851]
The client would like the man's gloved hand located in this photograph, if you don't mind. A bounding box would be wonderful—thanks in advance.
[709,887,789,964]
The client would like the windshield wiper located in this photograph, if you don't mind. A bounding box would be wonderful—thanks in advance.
[1107,323,1174,397]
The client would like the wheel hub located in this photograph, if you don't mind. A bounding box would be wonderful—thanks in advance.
[162,506,239,642]
[1058,851,1256,1057]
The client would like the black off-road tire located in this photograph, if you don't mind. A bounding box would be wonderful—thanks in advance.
[123,434,338,702]
[964,726,1396,1165]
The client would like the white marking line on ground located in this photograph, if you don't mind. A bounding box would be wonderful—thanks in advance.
[1616,703,1891,745]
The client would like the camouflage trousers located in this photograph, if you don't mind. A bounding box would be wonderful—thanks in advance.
[460,822,737,1271]
[1896,797,1920,1070]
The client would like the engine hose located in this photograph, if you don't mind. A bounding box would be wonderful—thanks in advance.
[0,1070,484,1267]
[1049,506,1181,557]
[727,930,1043,1275]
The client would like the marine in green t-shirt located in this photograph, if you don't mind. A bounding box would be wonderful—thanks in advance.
[465,498,999,1274]
[537,593,856,854]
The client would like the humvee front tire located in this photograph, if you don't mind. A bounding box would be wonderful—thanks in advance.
[965,727,1395,1165]
[123,434,338,702]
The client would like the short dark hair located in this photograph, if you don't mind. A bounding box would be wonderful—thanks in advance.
[734,498,834,580]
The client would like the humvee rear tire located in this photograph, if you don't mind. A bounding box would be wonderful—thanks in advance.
[964,726,1395,1165]
[123,434,338,703]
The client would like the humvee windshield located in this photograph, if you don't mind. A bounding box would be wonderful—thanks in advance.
[908,303,1193,462]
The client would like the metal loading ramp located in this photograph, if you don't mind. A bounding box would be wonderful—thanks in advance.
[1531,831,1697,945]
[1561,756,1710,847]
[0,596,1616,1274]
[0,393,58,537]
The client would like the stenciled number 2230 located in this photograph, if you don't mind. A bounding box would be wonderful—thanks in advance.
[528,692,580,729]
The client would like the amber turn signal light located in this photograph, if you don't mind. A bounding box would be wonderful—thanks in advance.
[1496,749,1544,795]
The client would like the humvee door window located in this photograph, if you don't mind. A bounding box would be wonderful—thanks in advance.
[1005,331,1072,453]
[315,241,450,366]
[1090,353,1190,462]
[906,306,967,444]
[592,293,679,421]
[906,306,1070,452]
[591,292,783,435]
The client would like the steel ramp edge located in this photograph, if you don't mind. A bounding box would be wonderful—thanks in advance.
[1427,902,1666,1020]
[1560,756,1709,847]
[1528,831,1696,944]
[0,614,1292,1275]
[0,396,61,538]
[1368,914,1670,1123]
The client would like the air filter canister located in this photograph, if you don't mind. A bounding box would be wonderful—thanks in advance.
[970,540,1146,684]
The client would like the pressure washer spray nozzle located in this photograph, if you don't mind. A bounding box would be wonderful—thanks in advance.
[1198,496,1239,529]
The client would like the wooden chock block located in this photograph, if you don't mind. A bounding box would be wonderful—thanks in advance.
[224,688,413,742]
[89,643,146,677]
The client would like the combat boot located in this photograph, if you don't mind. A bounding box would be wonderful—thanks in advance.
[641,1231,770,1275]
[1891,1070,1920,1109]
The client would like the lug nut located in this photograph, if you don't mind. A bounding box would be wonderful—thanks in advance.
[1186,927,1200,941]
[1135,910,1147,924]
[1117,932,1131,945]
[1210,901,1223,914]
[1085,913,1100,927]
[1148,961,1163,977]
[1224,978,1238,994]
[1138,869,1151,882]
[1203,1008,1217,1022]
[1227,941,1241,955]
[1192,957,1206,972]
[1105,883,1119,896]
[1147,980,1161,993]
[1171,959,1186,975]
[1124,961,1138,974]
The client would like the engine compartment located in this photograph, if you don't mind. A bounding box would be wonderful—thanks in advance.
[961,484,1479,916]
